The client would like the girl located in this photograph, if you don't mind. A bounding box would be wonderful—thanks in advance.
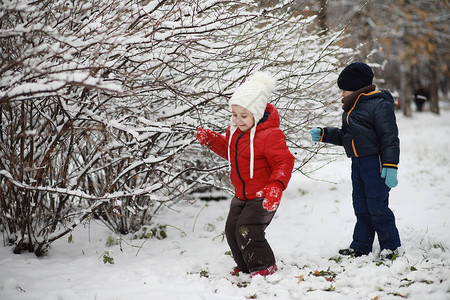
[197,72,295,277]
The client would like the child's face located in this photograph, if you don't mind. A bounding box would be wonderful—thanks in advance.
[342,90,354,98]
[231,105,255,132]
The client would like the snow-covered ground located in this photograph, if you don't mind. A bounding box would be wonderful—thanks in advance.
[1,108,450,300]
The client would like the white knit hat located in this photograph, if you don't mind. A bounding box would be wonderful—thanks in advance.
[228,71,276,178]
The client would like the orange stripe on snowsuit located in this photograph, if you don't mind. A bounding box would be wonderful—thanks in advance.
[319,128,325,142]
[352,139,359,157]
[383,163,398,169]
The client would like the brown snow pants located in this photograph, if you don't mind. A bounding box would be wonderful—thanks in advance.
[225,197,277,273]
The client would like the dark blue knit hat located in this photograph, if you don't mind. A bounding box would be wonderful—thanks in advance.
[337,62,374,91]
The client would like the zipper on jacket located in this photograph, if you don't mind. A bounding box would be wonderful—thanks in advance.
[235,133,247,200]
[346,91,381,157]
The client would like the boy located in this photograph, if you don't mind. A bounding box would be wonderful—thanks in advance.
[310,62,401,259]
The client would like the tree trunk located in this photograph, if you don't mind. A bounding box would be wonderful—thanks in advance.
[318,0,328,34]
[428,60,440,114]
[400,64,412,117]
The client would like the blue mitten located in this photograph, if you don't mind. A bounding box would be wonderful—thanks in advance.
[310,128,322,142]
[381,167,398,188]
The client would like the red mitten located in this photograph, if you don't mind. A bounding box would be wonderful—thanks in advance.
[196,127,216,147]
[256,182,284,212]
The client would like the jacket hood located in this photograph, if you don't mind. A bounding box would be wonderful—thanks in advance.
[256,103,280,131]
[379,90,395,103]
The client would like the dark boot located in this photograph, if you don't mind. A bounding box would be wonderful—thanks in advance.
[380,249,398,260]
[339,248,369,257]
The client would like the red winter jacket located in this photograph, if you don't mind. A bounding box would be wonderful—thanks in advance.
[208,103,295,200]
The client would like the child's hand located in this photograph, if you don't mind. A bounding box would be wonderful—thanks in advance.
[197,127,215,146]
[310,128,323,142]
[257,182,283,211]
[381,167,398,188]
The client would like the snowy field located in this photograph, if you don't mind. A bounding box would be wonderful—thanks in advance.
[1,108,450,300]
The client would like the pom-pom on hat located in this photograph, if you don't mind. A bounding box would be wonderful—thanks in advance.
[337,62,374,91]
[228,71,276,179]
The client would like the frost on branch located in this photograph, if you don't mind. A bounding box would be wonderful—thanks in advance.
[0,0,349,255]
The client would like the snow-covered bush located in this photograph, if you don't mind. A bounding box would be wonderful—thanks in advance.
[0,0,349,255]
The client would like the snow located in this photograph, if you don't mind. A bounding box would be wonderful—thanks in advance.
[1,109,450,300]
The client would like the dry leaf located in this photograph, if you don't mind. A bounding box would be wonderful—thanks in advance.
[296,275,304,284]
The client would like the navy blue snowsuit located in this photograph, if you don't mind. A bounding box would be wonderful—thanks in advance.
[320,86,401,253]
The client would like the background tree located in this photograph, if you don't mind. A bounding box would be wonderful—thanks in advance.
[320,0,449,116]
